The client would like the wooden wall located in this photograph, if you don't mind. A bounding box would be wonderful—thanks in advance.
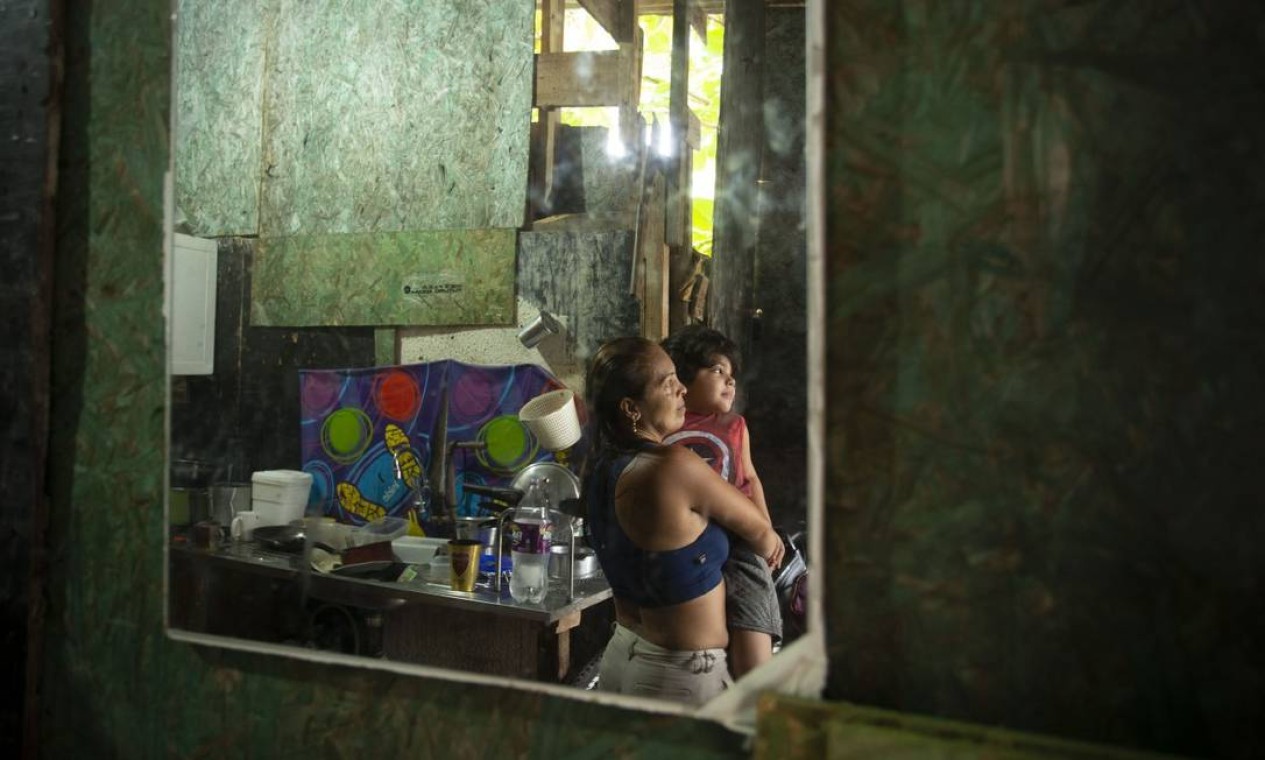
[823,2,1265,758]
[0,0,55,755]
[15,1,1265,759]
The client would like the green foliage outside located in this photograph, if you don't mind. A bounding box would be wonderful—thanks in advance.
[539,11,724,256]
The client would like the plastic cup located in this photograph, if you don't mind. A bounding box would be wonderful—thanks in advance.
[448,539,482,592]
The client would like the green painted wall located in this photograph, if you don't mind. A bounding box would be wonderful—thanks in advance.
[822,2,1265,758]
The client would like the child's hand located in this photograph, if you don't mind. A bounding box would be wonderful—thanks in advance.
[754,526,784,570]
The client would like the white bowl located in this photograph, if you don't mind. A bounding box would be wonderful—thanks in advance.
[392,536,447,565]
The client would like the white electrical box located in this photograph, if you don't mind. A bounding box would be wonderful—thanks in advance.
[170,233,218,375]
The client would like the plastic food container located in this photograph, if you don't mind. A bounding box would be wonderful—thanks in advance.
[250,470,313,526]
[391,536,447,565]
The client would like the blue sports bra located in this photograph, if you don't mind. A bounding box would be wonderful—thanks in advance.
[585,447,729,608]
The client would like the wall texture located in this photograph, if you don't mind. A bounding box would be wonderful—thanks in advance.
[823,2,1265,758]
[39,1,743,757]
[29,1,1265,759]
[1,0,55,754]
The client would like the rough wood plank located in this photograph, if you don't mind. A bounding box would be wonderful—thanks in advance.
[687,107,702,149]
[250,230,517,327]
[576,0,634,42]
[643,243,670,340]
[529,0,566,219]
[535,50,633,107]
[756,696,1169,760]
[664,0,690,249]
[258,0,533,235]
[709,0,764,341]
[638,161,670,340]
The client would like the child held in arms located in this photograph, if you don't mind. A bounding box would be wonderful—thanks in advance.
[661,325,781,677]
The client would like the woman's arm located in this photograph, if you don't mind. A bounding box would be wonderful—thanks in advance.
[668,447,784,568]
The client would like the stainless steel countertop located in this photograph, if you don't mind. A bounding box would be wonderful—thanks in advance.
[172,541,612,625]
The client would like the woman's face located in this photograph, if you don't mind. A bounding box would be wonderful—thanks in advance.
[626,346,687,442]
[684,355,736,415]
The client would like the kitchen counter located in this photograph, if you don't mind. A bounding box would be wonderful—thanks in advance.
[169,540,614,684]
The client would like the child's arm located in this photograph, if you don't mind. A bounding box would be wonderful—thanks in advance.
[740,419,772,524]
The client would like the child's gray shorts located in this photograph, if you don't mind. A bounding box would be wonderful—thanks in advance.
[724,542,783,643]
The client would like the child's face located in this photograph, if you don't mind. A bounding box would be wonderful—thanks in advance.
[684,355,736,415]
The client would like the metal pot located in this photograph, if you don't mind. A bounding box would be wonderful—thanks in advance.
[548,545,598,579]
[453,517,500,555]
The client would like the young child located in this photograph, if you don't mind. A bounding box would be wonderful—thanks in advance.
[661,325,781,677]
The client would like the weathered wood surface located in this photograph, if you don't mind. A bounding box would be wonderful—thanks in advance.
[518,230,641,362]
[250,229,517,327]
[1,0,56,755]
[822,2,1265,758]
[535,50,636,108]
[756,695,1177,760]
[576,0,635,43]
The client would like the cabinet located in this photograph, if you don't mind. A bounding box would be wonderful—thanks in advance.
[169,233,217,375]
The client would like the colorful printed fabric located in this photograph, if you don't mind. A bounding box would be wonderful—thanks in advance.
[299,360,576,533]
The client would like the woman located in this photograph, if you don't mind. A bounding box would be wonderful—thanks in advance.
[582,337,784,705]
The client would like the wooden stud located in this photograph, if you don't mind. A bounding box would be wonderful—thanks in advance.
[529,0,566,221]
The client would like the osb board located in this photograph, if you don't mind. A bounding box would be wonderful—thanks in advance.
[822,2,1265,758]
[250,229,516,326]
[258,0,533,235]
[755,696,1175,760]
[517,229,641,362]
[550,125,641,225]
[174,0,266,236]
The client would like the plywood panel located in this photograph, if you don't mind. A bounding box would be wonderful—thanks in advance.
[550,125,641,225]
[174,0,267,236]
[518,230,640,361]
[258,0,533,235]
[250,229,516,326]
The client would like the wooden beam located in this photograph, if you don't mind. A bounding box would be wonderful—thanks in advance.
[665,0,689,248]
[576,0,634,42]
[530,0,566,220]
[687,107,701,150]
[638,167,668,339]
[665,0,691,331]
[535,50,634,108]
[688,2,707,42]
[636,0,805,12]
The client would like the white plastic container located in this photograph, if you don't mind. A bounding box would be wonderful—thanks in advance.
[251,470,312,526]
[391,536,447,565]
[518,389,581,451]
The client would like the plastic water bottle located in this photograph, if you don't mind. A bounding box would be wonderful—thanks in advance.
[510,479,553,603]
